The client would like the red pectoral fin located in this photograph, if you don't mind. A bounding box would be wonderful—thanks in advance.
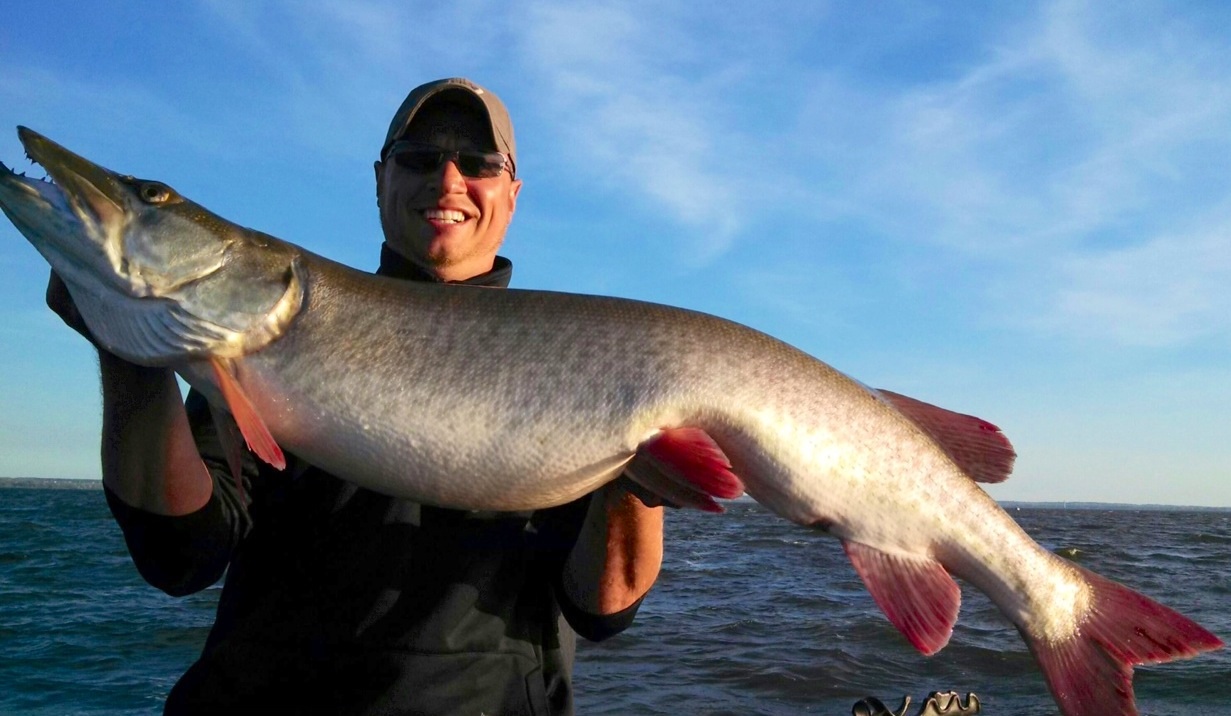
[626,427,744,513]
[843,540,960,656]
[877,389,1016,484]
[210,358,285,471]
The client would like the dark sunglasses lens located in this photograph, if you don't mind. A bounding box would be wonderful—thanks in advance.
[392,147,506,178]
[456,151,506,178]
[393,149,444,173]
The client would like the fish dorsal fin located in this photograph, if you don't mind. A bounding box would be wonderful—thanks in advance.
[624,427,744,513]
[210,357,285,471]
[843,540,960,656]
[877,389,1016,484]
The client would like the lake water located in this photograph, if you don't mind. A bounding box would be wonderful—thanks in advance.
[1,483,1227,715]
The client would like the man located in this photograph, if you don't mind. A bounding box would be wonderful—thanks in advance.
[48,77,664,715]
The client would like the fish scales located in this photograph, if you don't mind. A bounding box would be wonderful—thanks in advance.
[237,255,873,512]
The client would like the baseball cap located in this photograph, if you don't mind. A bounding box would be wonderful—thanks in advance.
[380,78,516,170]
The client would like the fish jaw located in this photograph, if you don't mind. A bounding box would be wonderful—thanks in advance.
[3,127,146,296]
[0,148,112,294]
[0,127,304,365]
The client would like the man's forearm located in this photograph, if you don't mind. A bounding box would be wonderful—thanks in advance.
[99,351,213,516]
[562,484,664,615]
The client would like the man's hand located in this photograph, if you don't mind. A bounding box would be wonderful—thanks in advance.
[613,474,675,509]
[45,269,213,515]
[45,270,97,345]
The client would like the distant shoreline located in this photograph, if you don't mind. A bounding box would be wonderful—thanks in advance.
[0,477,102,490]
[2,476,1227,511]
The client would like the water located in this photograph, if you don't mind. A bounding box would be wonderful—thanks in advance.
[574,502,1231,715]
[1,485,1228,715]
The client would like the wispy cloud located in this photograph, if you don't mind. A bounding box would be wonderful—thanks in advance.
[785,0,1231,347]
[499,1,1231,346]
[194,0,412,160]
[513,3,750,264]
[12,0,1226,349]
[0,64,216,161]
[1045,218,1231,347]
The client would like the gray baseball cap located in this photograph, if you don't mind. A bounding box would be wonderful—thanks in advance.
[381,77,516,170]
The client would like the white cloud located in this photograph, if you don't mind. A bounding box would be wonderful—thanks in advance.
[513,2,748,264]
[1046,221,1231,346]
[20,0,1224,348]
[0,65,214,159]
[180,2,805,265]
[192,0,544,162]
[787,0,1231,347]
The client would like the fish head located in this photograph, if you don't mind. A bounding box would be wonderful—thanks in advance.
[0,127,303,364]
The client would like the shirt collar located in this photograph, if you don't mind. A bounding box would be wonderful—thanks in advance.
[376,243,512,288]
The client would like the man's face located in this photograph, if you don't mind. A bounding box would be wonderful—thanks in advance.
[375,99,522,282]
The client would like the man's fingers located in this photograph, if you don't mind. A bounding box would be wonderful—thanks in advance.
[45,270,96,344]
[612,475,675,509]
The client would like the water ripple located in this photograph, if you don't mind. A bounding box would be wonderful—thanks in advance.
[1,488,1228,714]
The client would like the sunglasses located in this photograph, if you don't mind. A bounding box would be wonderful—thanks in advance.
[386,141,514,179]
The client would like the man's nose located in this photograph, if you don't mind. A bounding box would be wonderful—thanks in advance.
[437,158,467,192]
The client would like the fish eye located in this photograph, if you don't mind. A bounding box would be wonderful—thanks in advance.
[138,182,174,204]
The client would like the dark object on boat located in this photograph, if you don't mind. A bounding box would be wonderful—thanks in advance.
[853,690,981,716]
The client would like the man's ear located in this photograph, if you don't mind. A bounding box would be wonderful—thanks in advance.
[508,178,523,215]
[373,160,385,209]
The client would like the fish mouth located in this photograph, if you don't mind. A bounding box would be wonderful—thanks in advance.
[0,127,150,297]
[11,126,130,233]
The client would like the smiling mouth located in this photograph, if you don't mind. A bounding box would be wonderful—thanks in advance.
[422,208,468,224]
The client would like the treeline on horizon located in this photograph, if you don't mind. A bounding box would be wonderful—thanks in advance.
[1,476,1227,511]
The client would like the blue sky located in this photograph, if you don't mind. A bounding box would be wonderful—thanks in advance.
[2,1,1229,506]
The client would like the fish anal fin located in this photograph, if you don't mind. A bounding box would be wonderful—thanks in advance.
[210,357,285,471]
[628,427,744,513]
[877,389,1016,484]
[843,540,960,656]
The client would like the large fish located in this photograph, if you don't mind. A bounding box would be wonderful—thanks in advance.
[0,127,1221,716]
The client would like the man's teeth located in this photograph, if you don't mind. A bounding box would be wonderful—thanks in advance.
[423,209,466,223]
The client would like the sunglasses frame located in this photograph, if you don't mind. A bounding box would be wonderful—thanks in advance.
[386,141,514,179]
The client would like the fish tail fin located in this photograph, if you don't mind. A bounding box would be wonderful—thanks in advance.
[1025,564,1222,716]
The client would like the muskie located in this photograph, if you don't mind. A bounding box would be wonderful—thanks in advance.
[1,127,1222,716]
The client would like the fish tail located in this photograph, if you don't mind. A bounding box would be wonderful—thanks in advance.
[1024,564,1222,716]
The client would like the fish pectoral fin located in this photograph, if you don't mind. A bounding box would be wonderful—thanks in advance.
[625,427,745,513]
[210,357,286,471]
[876,389,1016,484]
[843,540,960,656]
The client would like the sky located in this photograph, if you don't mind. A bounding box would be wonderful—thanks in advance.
[1,1,1229,506]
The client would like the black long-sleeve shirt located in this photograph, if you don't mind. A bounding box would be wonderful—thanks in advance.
[105,251,641,715]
